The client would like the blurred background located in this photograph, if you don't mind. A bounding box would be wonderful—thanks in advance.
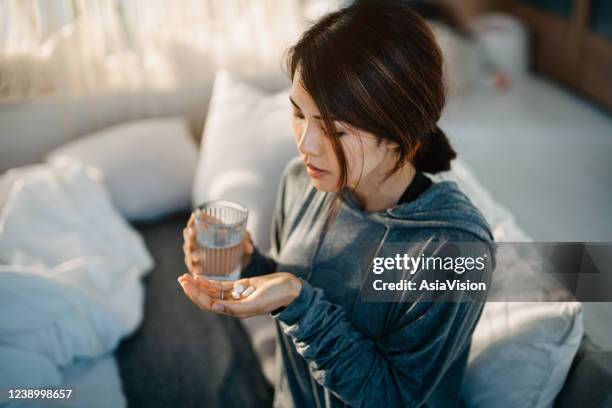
[1,0,611,343]
[0,1,611,405]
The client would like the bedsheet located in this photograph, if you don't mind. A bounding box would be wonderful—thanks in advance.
[0,161,153,407]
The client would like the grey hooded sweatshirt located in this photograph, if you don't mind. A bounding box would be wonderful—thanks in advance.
[243,156,497,408]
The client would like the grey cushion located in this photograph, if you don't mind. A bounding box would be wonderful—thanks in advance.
[554,335,612,408]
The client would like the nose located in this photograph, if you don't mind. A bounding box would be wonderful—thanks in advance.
[297,123,321,156]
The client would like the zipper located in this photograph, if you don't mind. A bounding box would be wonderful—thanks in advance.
[350,225,390,314]
[306,192,333,408]
[324,387,332,407]
[306,192,333,281]
[310,376,323,408]
[281,327,310,397]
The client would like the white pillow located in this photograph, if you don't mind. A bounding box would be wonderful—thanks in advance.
[433,162,584,408]
[46,117,198,221]
[464,301,583,408]
[192,70,297,383]
[192,70,297,252]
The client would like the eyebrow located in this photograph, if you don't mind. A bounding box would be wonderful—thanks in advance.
[289,96,333,121]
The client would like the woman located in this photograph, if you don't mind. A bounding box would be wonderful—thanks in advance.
[179,4,496,407]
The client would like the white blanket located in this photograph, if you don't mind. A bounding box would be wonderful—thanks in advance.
[0,161,153,407]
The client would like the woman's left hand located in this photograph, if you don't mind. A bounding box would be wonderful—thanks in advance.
[178,272,303,318]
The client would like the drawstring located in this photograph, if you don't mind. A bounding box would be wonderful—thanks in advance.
[318,224,387,407]
[351,225,391,313]
[306,192,335,282]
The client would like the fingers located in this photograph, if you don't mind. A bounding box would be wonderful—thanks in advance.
[179,274,255,316]
[182,226,201,275]
[211,297,258,318]
[182,225,197,250]
[195,276,250,293]
[183,248,194,274]
[178,274,213,311]
[200,276,259,318]
[190,275,226,298]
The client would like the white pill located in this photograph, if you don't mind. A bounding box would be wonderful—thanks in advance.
[242,286,255,298]
[233,283,245,294]
[231,291,241,300]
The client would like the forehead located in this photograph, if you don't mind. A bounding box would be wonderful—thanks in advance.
[288,70,369,137]
[290,75,317,110]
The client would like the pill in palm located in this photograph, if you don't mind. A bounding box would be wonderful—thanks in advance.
[233,283,245,294]
[231,291,241,300]
[242,286,255,298]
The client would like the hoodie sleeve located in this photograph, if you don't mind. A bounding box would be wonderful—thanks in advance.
[271,240,493,407]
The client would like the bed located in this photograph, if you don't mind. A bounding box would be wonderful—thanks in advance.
[1,50,611,408]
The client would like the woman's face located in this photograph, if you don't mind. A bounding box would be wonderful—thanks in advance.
[290,72,398,193]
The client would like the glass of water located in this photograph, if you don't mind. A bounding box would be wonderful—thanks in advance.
[193,199,249,281]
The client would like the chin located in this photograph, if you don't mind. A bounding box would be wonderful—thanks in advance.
[310,178,338,192]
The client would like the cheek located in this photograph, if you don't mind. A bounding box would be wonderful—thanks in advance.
[342,138,386,183]
[322,138,340,170]
[292,120,303,143]
[341,138,366,182]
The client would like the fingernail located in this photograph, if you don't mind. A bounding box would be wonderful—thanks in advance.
[212,304,224,312]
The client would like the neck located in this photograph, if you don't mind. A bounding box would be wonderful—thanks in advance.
[352,161,417,212]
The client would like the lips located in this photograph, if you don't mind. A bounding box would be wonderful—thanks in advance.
[305,161,328,179]
[307,163,326,172]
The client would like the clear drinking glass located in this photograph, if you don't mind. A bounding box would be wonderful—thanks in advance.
[193,199,248,281]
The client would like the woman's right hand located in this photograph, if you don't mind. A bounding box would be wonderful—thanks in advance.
[182,210,255,276]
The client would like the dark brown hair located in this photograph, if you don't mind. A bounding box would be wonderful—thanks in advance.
[285,3,457,222]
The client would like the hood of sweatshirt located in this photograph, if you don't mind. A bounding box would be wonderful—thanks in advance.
[340,178,496,247]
